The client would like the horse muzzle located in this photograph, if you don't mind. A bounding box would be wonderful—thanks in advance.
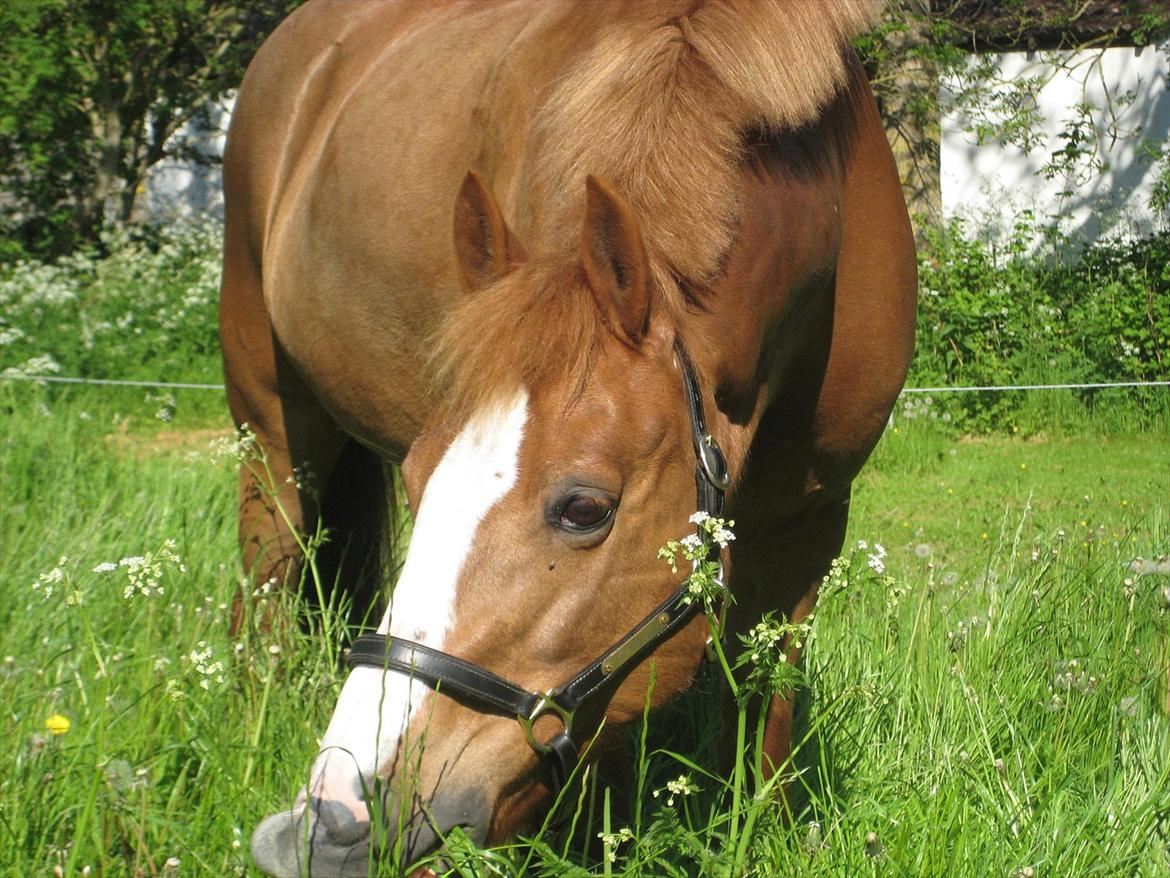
[251,801,371,878]
[251,789,486,878]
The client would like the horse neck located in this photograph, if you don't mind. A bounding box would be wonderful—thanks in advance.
[671,142,848,483]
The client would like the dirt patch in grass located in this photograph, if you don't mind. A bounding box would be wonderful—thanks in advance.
[105,425,232,459]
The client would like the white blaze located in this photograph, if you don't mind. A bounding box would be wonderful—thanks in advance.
[306,391,529,816]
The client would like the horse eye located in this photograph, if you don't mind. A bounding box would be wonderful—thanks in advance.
[557,494,614,531]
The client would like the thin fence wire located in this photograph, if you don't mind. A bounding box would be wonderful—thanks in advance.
[1,374,224,391]
[2,373,1169,394]
[900,380,1170,393]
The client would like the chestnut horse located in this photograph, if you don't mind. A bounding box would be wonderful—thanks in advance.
[220,1,915,875]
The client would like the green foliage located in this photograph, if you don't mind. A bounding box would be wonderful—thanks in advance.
[912,225,1170,430]
[3,220,1166,436]
[0,221,224,386]
[1142,136,1170,224]
[0,0,297,260]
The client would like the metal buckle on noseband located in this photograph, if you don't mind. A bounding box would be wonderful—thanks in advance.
[346,339,729,795]
[518,690,574,753]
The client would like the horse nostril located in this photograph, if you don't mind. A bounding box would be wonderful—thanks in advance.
[312,797,372,846]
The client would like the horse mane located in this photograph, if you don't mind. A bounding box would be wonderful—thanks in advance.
[432,260,604,420]
[522,0,881,282]
[433,0,880,418]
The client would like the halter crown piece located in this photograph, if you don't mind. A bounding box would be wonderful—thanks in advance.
[347,340,729,794]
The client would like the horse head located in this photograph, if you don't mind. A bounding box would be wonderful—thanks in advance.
[251,173,728,876]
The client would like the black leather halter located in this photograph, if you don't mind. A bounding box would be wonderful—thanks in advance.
[347,341,730,793]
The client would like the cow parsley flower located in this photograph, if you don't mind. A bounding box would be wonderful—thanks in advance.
[208,424,259,464]
[93,539,186,599]
[597,827,634,863]
[653,773,700,806]
[657,514,734,609]
[184,641,226,689]
[1,354,61,380]
[734,612,808,700]
[32,558,68,600]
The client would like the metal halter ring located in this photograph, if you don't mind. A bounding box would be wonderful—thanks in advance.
[698,434,731,491]
[518,691,575,754]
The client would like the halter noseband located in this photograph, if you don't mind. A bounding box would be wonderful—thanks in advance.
[347,341,729,794]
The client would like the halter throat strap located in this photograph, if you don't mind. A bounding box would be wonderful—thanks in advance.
[347,340,728,794]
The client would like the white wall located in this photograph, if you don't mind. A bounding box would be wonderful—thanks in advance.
[144,95,235,222]
[941,42,1169,246]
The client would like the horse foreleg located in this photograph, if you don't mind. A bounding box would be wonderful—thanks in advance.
[227,372,350,632]
[220,231,348,630]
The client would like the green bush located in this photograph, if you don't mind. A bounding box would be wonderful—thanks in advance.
[1,219,1166,433]
[0,221,223,386]
[911,222,1170,430]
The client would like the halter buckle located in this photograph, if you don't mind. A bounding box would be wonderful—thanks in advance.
[518,690,575,754]
[698,434,731,491]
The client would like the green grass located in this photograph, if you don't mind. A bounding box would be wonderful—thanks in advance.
[1,381,1168,877]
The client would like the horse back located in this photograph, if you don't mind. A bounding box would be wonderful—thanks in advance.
[221,1,546,448]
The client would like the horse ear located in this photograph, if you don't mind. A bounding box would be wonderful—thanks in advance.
[580,175,651,346]
[453,170,524,293]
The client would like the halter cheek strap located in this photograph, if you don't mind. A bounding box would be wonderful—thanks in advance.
[347,340,729,794]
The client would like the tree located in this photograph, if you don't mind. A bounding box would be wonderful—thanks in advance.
[0,0,298,260]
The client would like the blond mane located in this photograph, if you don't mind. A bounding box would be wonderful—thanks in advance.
[432,260,605,420]
[521,0,881,282]
[436,0,880,416]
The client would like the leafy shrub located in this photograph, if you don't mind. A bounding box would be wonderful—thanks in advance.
[911,222,1170,430]
[0,220,223,385]
[1,218,1166,433]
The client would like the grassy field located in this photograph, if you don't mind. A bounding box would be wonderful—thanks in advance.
[1,380,1168,877]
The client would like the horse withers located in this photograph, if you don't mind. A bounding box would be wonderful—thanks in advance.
[219,1,915,874]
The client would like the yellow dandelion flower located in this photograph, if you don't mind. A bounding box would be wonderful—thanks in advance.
[45,714,71,735]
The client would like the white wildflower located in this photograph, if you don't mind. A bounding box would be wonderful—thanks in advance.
[118,539,185,599]
[653,773,700,807]
[147,391,176,422]
[184,641,226,688]
[208,424,259,465]
[597,826,634,862]
[33,557,68,599]
[1,354,61,380]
